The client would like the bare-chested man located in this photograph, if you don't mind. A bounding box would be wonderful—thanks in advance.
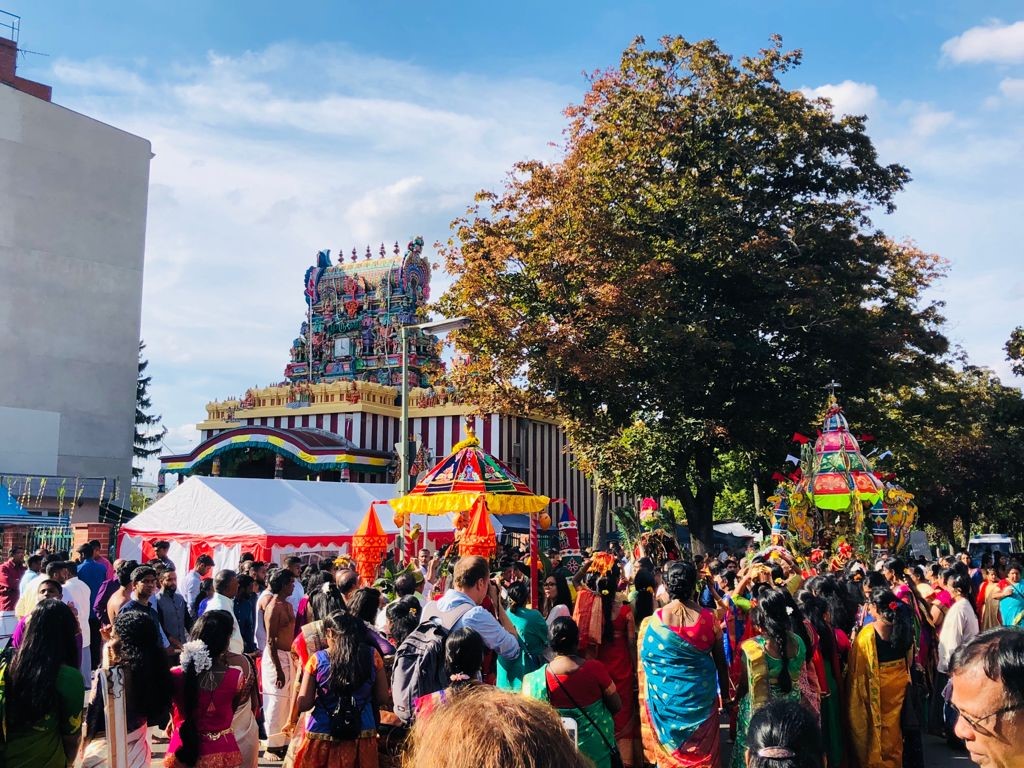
[262,567,296,759]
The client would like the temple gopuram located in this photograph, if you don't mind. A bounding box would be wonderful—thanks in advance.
[160,237,620,540]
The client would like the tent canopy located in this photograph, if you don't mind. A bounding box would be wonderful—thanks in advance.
[119,476,510,572]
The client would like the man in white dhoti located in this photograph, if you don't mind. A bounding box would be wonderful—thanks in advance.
[261,568,296,759]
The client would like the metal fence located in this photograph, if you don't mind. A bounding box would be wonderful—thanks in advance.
[24,522,73,554]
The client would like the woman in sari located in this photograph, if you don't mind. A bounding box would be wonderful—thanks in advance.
[497,581,548,692]
[165,610,244,768]
[225,648,259,767]
[798,594,844,768]
[523,617,621,768]
[542,572,573,628]
[845,588,913,768]
[573,557,642,766]
[0,599,86,768]
[82,610,172,768]
[731,589,807,768]
[638,561,729,768]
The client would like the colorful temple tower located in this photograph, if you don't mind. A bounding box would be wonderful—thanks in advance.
[285,238,438,390]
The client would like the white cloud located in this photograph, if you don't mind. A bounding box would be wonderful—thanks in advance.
[51,59,146,94]
[799,80,878,115]
[941,20,1024,64]
[908,107,954,138]
[46,43,576,440]
[999,77,1024,99]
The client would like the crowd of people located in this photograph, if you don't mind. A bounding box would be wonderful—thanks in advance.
[0,537,1021,768]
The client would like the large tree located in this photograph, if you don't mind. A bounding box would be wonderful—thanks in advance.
[438,36,947,552]
[134,341,166,479]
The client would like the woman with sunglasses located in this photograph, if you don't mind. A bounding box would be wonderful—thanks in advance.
[542,573,573,628]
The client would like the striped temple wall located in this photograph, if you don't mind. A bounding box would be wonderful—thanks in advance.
[200,412,631,544]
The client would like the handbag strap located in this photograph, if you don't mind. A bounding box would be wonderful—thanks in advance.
[545,664,618,758]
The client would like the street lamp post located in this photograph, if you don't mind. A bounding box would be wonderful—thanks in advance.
[398,316,469,561]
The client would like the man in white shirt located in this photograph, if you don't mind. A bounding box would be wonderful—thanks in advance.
[284,556,304,613]
[204,569,244,654]
[60,561,93,685]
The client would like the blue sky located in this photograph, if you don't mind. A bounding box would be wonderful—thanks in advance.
[6,2,1024,470]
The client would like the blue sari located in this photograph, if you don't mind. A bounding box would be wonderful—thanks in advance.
[638,610,720,767]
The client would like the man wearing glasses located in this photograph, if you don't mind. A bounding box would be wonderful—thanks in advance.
[949,627,1024,767]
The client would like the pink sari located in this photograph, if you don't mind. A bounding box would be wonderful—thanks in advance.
[165,666,243,768]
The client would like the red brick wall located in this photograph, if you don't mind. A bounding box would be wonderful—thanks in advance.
[72,523,113,557]
[0,37,52,101]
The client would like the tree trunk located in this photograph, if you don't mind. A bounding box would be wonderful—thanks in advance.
[679,445,716,555]
[591,476,608,551]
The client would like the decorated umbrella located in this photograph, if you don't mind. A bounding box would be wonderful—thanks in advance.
[391,417,550,601]
[352,502,389,585]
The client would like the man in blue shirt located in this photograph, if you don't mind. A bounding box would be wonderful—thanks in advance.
[119,565,170,648]
[435,555,521,661]
[75,542,107,606]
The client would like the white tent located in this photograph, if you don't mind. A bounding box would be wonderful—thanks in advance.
[118,476,466,572]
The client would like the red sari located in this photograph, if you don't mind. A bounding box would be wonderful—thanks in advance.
[598,602,641,767]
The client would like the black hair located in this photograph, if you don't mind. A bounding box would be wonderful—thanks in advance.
[269,568,294,594]
[7,600,79,725]
[945,570,974,601]
[117,559,140,588]
[665,561,698,602]
[550,616,580,656]
[756,590,795,694]
[77,542,95,559]
[302,564,322,588]
[746,699,823,768]
[506,581,529,610]
[323,611,372,691]
[236,574,254,594]
[35,578,62,597]
[131,565,157,584]
[869,588,913,657]
[779,589,811,660]
[633,569,656,625]
[240,552,255,563]
[386,595,422,646]
[883,557,907,580]
[308,583,346,623]
[542,573,572,619]
[395,573,417,597]
[111,610,172,724]
[596,564,620,642]
[193,578,213,617]
[285,555,302,567]
[798,593,835,666]
[444,627,484,685]
[349,587,382,624]
[176,610,234,767]
[27,553,42,569]
[194,554,215,568]
[864,570,888,593]
[213,569,237,594]
[949,627,1024,706]
[65,560,78,577]
[45,560,67,578]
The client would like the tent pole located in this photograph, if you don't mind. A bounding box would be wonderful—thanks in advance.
[530,510,539,609]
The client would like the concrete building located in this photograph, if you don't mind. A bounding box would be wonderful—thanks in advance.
[0,29,152,516]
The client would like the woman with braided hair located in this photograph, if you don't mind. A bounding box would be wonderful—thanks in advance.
[731,589,807,768]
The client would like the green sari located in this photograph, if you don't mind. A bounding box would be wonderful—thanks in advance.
[497,606,548,692]
[0,664,85,768]
[523,664,616,768]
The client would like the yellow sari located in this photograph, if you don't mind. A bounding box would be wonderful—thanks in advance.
[845,627,909,768]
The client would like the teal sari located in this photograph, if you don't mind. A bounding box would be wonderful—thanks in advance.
[522,664,616,768]
[497,606,548,692]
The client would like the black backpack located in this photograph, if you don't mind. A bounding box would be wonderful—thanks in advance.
[390,602,474,724]
[327,645,371,740]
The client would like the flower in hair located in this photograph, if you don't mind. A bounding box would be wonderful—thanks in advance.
[449,673,471,682]
[774,578,784,585]
[888,600,899,611]
[785,606,794,616]
[180,640,212,674]
[646,586,655,594]
[600,589,610,596]
[321,582,333,595]
[409,606,419,616]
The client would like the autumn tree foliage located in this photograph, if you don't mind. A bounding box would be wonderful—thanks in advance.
[438,36,948,552]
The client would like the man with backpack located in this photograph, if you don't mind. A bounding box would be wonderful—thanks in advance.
[391,555,522,723]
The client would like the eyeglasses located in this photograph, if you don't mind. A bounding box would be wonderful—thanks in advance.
[543,581,557,587]
[948,701,1024,735]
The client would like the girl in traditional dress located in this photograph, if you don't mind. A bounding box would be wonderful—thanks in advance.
[497,581,548,692]
[730,589,807,768]
[845,588,913,768]
[82,610,172,768]
[637,561,730,768]
[292,611,388,768]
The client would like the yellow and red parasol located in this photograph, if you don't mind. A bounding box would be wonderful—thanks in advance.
[352,501,389,585]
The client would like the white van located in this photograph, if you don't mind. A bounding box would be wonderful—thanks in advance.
[968,534,1014,561]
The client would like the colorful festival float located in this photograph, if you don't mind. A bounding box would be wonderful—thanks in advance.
[610,497,682,570]
[765,395,917,570]
[391,417,559,603]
